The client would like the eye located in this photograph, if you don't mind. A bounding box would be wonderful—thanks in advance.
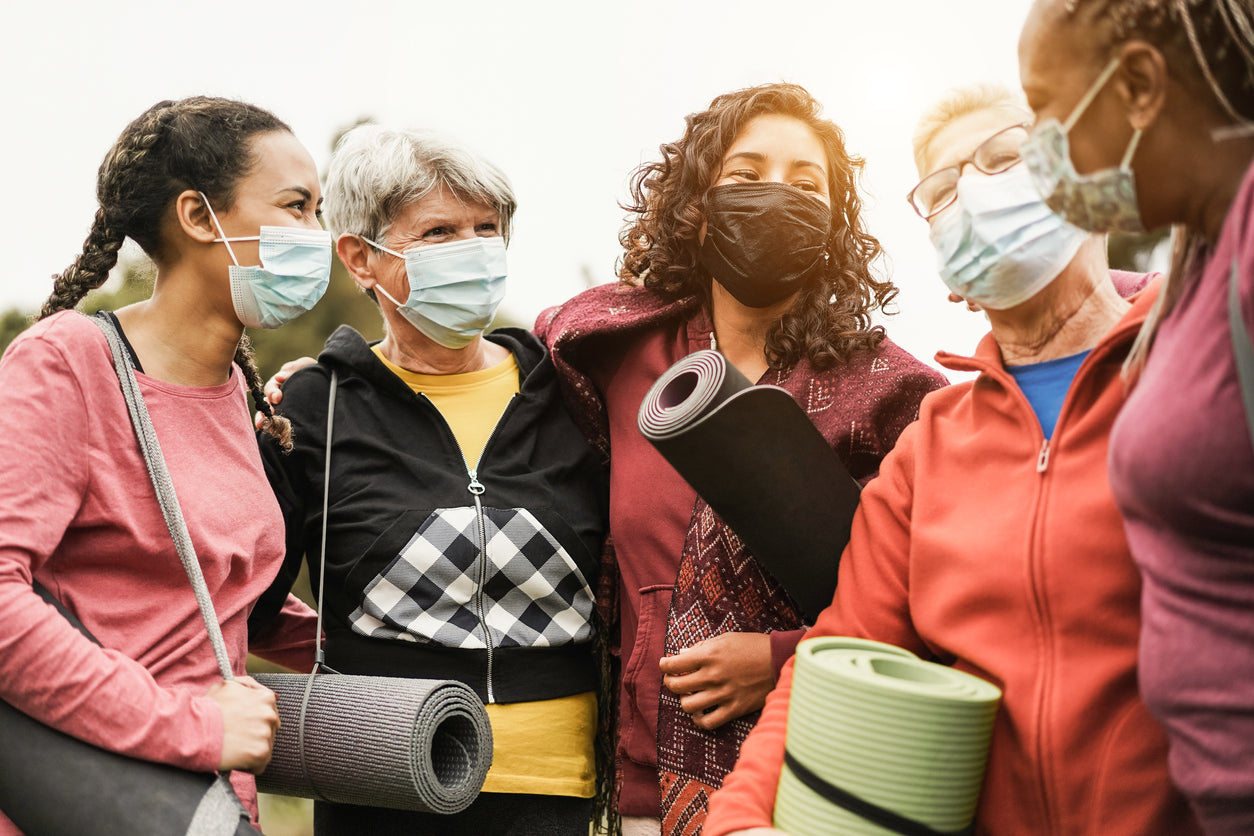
[725,169,760,182]
[476,222,498,234]
[793,180,820,193]
[422,225,454,239]
[287,199,307,214]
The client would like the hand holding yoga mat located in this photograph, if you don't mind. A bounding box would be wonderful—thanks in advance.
[637,350,862,621]
[775,637,1001,836]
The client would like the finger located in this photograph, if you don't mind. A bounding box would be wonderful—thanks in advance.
[691,703,734,731]
[663,669,714,695]
[679,689,722,716]
[253,411,267,430]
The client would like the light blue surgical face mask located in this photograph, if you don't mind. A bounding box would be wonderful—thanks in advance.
[1021,58,1147,234]
[201,192,333,329]
[928,163,1089,310]
[363,235,508,349]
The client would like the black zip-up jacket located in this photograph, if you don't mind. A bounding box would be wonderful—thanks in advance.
[250,325,609,703]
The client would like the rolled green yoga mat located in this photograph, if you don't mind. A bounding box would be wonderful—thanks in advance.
[775,637,1001,836]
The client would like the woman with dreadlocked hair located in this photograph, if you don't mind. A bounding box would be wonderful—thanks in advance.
[1018,1,1254,831]
[0,96,328,832]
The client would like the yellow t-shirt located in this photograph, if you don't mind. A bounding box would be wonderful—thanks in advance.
[372,345,597,797]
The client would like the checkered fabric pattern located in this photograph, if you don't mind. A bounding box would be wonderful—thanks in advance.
[349,506,595,650]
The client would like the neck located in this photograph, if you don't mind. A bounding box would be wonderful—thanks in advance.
[708,282,794,382]
[1189,136,1254,242]
[985,246,1128,366]
[377,322,506,375]
[113,268,243,386]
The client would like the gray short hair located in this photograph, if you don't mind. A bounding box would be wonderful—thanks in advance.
[323,124,517,245]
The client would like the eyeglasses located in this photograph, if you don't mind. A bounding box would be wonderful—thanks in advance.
[907,124,1031,219]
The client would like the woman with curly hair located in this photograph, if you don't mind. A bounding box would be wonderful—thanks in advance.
[535,82,947,836]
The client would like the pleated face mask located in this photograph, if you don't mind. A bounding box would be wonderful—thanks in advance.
[201,192,333,329]
[365,235,508,349]
[1021,58,1146,234]
[699,182,831,308]
[928,163,1088,310]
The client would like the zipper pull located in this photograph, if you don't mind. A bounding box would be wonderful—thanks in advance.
[1036,439,1051,474]
[467,470,486,496]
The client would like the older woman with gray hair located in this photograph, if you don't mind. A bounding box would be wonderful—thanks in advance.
[249,125,610,836]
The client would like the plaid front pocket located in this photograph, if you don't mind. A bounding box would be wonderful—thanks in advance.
[349,506,594,650]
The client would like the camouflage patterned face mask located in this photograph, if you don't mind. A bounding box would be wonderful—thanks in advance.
[1021,58,1147,234]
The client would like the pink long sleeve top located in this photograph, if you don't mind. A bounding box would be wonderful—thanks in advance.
[0,311,317,831]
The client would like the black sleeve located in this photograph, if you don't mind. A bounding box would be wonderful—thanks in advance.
[247,365,331,639]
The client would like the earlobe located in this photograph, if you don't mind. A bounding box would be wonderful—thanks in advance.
[336,234,376,291]
[1119,40,1168,130]
[175,190,218,244]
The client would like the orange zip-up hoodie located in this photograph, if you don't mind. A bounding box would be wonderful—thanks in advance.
[706,280,1200,836]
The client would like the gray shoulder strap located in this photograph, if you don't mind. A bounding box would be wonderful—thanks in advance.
[1230,259,1254,449]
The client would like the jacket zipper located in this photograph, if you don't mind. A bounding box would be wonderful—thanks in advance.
[420,392,517,704]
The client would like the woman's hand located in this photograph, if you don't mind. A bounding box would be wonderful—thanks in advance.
[252,356,316,429]
[659,631,775,731]
[208,676,280,774]
[947,291,982,313]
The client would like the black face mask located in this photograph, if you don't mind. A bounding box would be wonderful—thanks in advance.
[698,182,831,308]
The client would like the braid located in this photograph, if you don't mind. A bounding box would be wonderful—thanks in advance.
[38,208,125,320]
[235,334,293,451]
[38,97,290,323]
[38,103,176,321]
[1068,0,1254,120]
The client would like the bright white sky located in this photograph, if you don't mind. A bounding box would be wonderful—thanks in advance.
[0,0,1032,373]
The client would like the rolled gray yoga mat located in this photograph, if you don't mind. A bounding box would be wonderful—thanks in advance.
[253,672,492,814]
[637,349,862,621]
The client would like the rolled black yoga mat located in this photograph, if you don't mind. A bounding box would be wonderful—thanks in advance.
[637,349,862,622]
[0,699,258,836]
[253,672,493,814]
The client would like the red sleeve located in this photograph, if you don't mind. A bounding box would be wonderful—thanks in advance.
[250,593,320,672]
[768,629,805,680]
[705,420,926,835]
[0,329,223,772]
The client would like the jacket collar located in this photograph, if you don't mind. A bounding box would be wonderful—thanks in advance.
[934,275,1161,379]
[317,324,546,403]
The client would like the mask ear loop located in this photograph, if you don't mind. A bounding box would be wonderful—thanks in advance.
[198,191,242,267]
[1120,127,1144,169]
[356,234,409,309]
[1063,57,1123,132]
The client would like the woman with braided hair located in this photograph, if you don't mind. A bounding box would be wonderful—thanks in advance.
[1017,1,1254,831]
[0,96,328,832]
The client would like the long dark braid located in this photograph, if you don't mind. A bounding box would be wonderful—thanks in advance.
[39,96,294,449]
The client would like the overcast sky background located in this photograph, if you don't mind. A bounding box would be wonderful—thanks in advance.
[0,0,1033,372]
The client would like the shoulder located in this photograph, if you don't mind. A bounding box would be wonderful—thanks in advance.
[841,336,950,393]
[1,311,109,380]
[534,282,697,348]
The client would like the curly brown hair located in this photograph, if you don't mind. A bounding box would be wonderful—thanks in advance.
[618,82,896,371]
[37,96,295,450]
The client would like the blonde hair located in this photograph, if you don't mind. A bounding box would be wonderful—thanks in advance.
[912,83,1031,175]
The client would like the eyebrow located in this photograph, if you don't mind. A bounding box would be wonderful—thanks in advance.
[723,152,827,174]
[279,186,314,201]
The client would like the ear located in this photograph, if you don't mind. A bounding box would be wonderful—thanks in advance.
[174,189,219,244]
[1118,40,1168,130]
[336,234,377,291]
